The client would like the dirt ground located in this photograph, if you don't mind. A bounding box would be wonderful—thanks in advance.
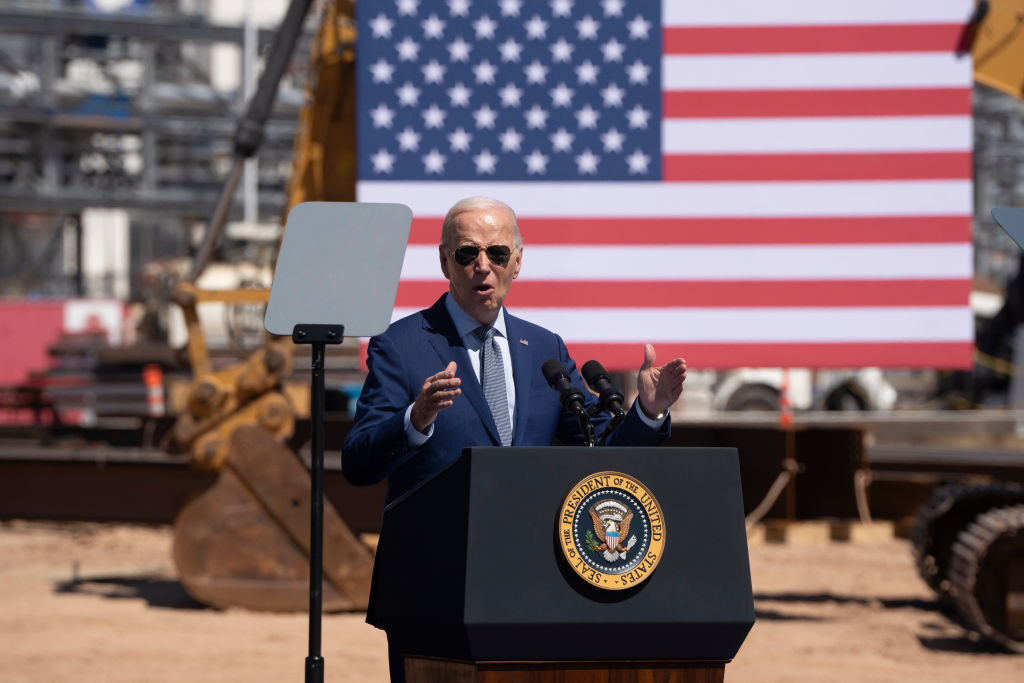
[0,521,1020,683]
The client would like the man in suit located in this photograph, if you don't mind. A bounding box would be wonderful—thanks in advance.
[342,196,686,680]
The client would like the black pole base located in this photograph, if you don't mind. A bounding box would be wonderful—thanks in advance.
[305,655,324,683]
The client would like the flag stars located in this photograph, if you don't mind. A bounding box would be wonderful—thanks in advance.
[473,104,498,128]
[473,60,498,84]
[524,104,549,129]
[525,149,549,174]
[524,60,548,84]
[550,38,574,63]
[550,127,574,152]
[371,148,395,174]
[601,38,625,62]
[473,15,497,40]
[600,83,625,108]
[370,103,395,128]
[422,60,446,83]
[627,15,651,40]
[422,149,446,174]
[448,36,472,62]
[447,82,472,107]
[575,60,599,85]
[421,104,446,129]
[525,15,548,40]
[499,38,523,62]
[448,0,471,17]
[575,104,599,129]
[550,0,573,18]
[626,104,650,129]
[601,127,624,152]
[575,149,600,175]
[397,127,421,151]
[549,82,574,108]
[499,83,524,107]
[396,37,420,61]
[500,0,522,17]
[369,14,394,38]
[396,82,421,106]
[448,127,472,152]
[396,0,418,17]
[499,127,523,152]
[370,59,395,84]
[626,149,650,175]
[473,149,498,174]
[627,59,650,85]
[602,0,624,17]
[576,15,600,40]
[422,14,445,39]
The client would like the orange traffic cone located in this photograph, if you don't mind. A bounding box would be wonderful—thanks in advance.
[143,364,165,417]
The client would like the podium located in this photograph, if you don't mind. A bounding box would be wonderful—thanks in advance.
[372,447,755,682]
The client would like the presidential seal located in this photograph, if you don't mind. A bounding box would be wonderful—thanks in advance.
[557,471,665,590]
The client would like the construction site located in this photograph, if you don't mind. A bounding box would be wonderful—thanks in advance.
[2,0,1024,681]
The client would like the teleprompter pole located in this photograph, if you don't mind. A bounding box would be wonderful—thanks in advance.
[292,323,344,683]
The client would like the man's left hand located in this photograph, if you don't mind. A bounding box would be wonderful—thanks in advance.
[636,344,686,418]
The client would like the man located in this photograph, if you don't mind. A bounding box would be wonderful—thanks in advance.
[342,196,686,680]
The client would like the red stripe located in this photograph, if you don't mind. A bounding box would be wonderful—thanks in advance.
[663,88,971,118]
[408,216,971,245]
[663,152,971,182]
[559,342,973,371]
[394,280,970,309]
[663,24,965,54]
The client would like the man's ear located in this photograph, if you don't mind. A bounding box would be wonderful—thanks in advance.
[511,247,522,279]
[439,244,451,280]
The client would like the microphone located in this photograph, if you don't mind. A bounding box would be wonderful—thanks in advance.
[581,360,626,419]
[542,359,587,417]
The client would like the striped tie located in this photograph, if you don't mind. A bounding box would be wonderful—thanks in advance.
[474,325,512,446]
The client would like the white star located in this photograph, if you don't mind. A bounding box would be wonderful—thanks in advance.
[525,149,549,174]
[499,83,524,107]
[601,127,624,152]
[371,148,395,173]
[397,127,421,151]
[448,0,471,17]
[448,36,472,61]
[549,127,574,152]
[627,15,652,40]
[396,0,418,17]
[369,14,394,38]
[370,59,395,83]
[370,103,395,128]
[600,83,625,108]
[422,104,446,129]
[601,38,625,62]
[626,149,650,174]
[549,82,574,108]
[397,82,421,106]
[396,37,420,61]
[575,149,599,174]
[473,15,497,39]
[422,14,445,39]
[551,0,573,18]
[550,38,574,63]
[626,104,650,129]
[499,38,523,62]
[448,127,472,152]
[525,15,548,40]
[473,60,497,84]
[447,82,472,107]
[524,60,548,84]
[524,105,548,129]
[422,148,446,174]
[575,60,599,85]
[575,104,599,129]
[576,15,600,40]
[473,149,498,174]
[500,0,522,16]
[422,60,446,84]
[602,0,624,17]
[499,127,523,152]
[626,59,650,85]
[473,104,498,129]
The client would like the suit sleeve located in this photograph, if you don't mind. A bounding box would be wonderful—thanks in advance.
[341,333,420,485]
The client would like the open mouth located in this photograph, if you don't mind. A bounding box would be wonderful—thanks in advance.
[475,284,494,294]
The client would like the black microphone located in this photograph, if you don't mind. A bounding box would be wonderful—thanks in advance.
[542,359,587,417]
[581,360,625,419]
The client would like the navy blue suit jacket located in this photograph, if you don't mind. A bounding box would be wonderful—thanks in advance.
[342,295,669,504]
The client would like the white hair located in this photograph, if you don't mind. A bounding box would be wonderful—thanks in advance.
[440,196,522,248]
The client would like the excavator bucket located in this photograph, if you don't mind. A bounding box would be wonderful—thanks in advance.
[973,0,1024,101]
[173,425,374,611]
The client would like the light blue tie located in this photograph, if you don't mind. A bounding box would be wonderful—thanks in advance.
[474,325,512,446]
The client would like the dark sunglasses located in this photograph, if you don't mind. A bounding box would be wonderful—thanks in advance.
[450,244,515,267]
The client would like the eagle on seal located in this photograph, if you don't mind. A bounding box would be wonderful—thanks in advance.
[589,507,633,555]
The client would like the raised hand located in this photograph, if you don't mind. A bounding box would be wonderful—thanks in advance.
[636,344,686,418]
[410,362,461,432]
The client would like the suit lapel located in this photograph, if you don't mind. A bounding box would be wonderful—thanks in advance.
[423,296,500,445]
[505,312,532,446]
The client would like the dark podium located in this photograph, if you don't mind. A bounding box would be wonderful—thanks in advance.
[372,447,755,682]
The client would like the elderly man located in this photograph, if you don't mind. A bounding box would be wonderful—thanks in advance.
[342,196,686,682]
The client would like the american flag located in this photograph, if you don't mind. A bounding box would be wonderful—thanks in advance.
[356,0,974,370]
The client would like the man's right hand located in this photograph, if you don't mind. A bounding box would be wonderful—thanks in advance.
[410,361,461,433]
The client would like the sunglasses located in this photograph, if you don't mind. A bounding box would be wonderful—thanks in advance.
[450,244,515,267]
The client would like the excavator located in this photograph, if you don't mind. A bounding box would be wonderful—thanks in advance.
[165,0,1024,652]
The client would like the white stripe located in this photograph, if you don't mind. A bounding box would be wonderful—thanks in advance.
[663,53,972,91]
[357,180,973,217]
[663,0,974,27]
[399,244,972,281]
[662,116,971,153]
[392,306,974,343]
